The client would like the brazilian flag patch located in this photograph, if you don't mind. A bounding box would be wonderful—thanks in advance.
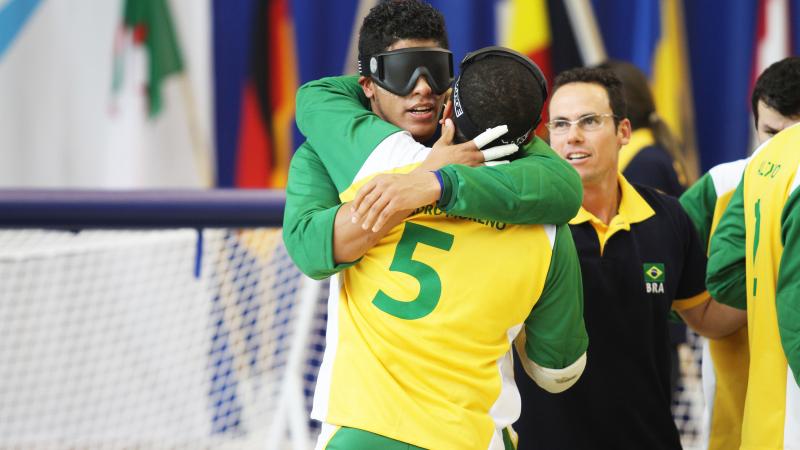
[644,263,665,283]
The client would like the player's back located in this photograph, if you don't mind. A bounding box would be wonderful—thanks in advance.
[311,144,574,450]
[738,124,800,450]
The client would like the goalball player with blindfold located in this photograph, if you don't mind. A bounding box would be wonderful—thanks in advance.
[283,1,588,449]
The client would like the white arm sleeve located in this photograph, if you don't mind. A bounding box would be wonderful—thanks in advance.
[515,337,587,393]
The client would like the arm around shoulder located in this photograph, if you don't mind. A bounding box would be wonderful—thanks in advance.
[283,145,357,280]
[295,75,401,187]
[440,137,583,225]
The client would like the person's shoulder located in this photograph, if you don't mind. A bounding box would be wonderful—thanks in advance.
[516,136,555,158]
[296,75,368,107]
[633,184,704,257]
[633,183,689,226]
[625,145,676,181]
[289,141,322,167]
[292,140,315,156]
[298,74,361,90]
[629,145,673,166]
[624,145,684,196]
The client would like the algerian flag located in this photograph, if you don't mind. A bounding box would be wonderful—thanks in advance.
[0,0,212,188]
[113,0,184,117]
[108,0,213,187]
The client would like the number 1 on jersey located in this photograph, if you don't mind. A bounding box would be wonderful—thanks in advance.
[373,222,454,320]
[752,198,761,297]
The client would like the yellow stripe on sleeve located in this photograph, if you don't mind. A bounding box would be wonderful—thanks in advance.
[671,290,710,311]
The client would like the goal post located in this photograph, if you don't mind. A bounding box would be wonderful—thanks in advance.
[0,189,324,450]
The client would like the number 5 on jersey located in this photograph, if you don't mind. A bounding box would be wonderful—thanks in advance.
[372,222,454,320]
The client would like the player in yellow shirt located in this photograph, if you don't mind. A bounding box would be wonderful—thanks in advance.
[707,122,800,450]
[681,56,800,450]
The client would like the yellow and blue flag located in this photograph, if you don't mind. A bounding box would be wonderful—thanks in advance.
[593,0,699,180]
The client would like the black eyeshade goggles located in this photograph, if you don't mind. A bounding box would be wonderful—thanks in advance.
[358,47,454,96]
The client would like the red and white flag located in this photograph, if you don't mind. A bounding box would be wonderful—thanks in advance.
[750,0,791,146]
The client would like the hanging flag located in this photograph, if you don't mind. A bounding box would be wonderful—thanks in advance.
[682,0,757,171]
[114,0,183,117]
[109,0,213,187]
[752,0,791,84]
[498,0,605,78]
[749,0,791,147]
[497,0,606,137]
[496,0,605,135]
[232,0,298,188]
[593,0,699,181]
[651,0,699,181]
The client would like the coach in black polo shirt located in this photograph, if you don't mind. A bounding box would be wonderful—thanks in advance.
[512,67,746,450]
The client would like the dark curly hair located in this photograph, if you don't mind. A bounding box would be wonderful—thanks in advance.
[552,67,626,126]
[751,56,800,126]
[455,55,543,145]
[358,0,449,59]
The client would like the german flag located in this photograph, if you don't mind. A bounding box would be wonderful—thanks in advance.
[235,0,298,188]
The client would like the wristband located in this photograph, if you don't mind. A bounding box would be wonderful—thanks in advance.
[432,170,445,202]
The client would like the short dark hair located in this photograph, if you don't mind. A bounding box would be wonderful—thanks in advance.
[455,55,543,144]
[358,0,449,59]
[751,56,800,126]
[552,67,626,126]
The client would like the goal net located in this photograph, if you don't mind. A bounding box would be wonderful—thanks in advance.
[0,189,709,449]
[0,191,326,450]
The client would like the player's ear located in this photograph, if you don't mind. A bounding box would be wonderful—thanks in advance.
[441,97,453,122]
[359,76,375,100]
[617,118,632,146]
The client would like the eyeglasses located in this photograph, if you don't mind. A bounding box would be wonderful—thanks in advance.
[545,113,617,134]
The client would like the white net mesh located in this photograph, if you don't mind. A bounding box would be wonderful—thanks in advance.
[0,226,709,449]
[0,228,326,450]
[673,330,706,450]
